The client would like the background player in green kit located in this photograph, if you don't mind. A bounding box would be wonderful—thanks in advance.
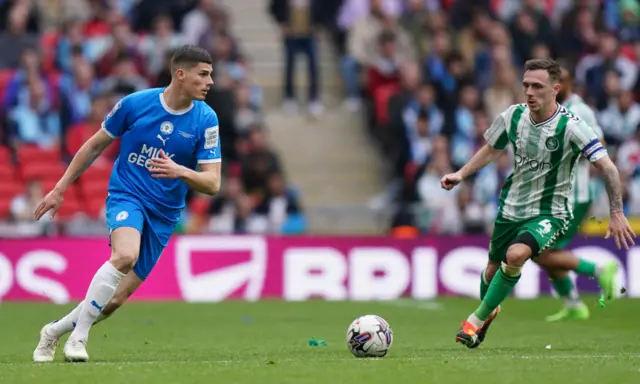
[536,67,608,322]
[440,59,635,349]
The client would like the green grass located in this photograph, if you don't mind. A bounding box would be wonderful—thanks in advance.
[0,298,638,383]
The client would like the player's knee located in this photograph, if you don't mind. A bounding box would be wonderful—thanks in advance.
[110,248,138,272]
[505,244,531,267]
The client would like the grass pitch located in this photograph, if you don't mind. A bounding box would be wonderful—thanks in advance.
[0,298,637,383]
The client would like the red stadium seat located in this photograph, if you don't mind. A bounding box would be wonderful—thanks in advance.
[17,145,61,167]
[56,186,83,220]
[0,163,16,180]
[82,164,113,183]
[40,179,60,193]
[85,197,106,219]
[0,181,22,198]
[80,178,109,197]
[20,162,65,182]
[0,146,11,163]
[0,197,11,219]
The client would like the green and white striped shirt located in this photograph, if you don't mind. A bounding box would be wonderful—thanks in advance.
[484,103,607,222]
[563,93,604,205]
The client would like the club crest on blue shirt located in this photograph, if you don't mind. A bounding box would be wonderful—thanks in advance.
[160,121,174,135]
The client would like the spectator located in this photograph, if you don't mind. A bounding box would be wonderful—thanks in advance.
[253,171,305,234]
[269,0,324,117]
[59,59,102,127]
[343,0,413,110]
[10,179,43,222]
[415,136,462,234]
[100,53,149,99]
[241,126,282,195]
[598,90,640,146]
[7,77,60,149]
[576,32,638,104]
[138,13,184,78]
[182,0,218,46]
[0,4,38,69]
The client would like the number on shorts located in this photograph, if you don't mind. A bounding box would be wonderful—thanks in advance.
[538,219,552,234]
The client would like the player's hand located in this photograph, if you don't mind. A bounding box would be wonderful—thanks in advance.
[605,211,636,250]
[34,187,64,221]
[149,150,185,179]
[440,172,463,190]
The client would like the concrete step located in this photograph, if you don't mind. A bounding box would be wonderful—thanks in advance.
[304,204,391,234]
[265,109,383,206]
[222,0,385,233]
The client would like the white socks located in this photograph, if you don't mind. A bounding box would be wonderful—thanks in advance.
[68,262,125,342]
[467,313,485,329]
[565,287,583,309]
[48,303,112,338]
[48,301,84,338]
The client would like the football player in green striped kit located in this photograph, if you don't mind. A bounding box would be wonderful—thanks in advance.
[441,59,635,349]
[537,67,607,322]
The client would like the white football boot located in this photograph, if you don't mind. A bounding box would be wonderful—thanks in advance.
[64,339,89,362]
[33,324,59,362]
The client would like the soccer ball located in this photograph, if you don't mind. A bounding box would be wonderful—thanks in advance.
[346,314,393,358]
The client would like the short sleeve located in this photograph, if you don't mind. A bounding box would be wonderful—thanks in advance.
[101,95,132,138]
[483,107,514,150]
[196,109,222,164]
[572,103,604,139]
[569,119,607,163]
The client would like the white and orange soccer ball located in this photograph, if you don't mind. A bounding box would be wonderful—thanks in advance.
[346,314,393,358]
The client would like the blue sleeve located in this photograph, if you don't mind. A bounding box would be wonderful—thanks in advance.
[196,108,222,165]
[101,95,132,138]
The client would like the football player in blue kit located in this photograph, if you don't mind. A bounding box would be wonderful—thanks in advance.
[32,45,222,363]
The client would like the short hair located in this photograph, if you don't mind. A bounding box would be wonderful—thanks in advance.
[171,45,213,72]
[378,30,396,44]
[524,59,561,82]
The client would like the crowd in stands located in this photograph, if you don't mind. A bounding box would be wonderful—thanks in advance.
[318,0,639,235]
[0,0,305,238]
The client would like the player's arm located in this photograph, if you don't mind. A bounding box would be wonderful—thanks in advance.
[34,96,131,220]
[441,108,510,190]
[187,112,222,195]
[56,130,113,192]
[178,162,221,196]
[150,111,222,195]
[457,144,503,180]
[34,129,113,220]
[592,156,622,213]
[56,94,132,192]
[570,120,635,248]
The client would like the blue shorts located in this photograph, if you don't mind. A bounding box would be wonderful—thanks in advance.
[105,194,176,280]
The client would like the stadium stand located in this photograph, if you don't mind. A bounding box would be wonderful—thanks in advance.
[0,0,638,238]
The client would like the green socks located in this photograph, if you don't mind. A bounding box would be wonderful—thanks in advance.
[574,259,597,276]
[480,269,489,300]
[551,275,574,297]
[474,268,520,320]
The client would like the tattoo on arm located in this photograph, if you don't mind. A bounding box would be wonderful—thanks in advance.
[601,164,623,213]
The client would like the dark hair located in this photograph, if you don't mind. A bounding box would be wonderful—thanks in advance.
[417,108,429,122]
[524,59,561,82]
[171,45,213,72]
[378,30,396,44]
